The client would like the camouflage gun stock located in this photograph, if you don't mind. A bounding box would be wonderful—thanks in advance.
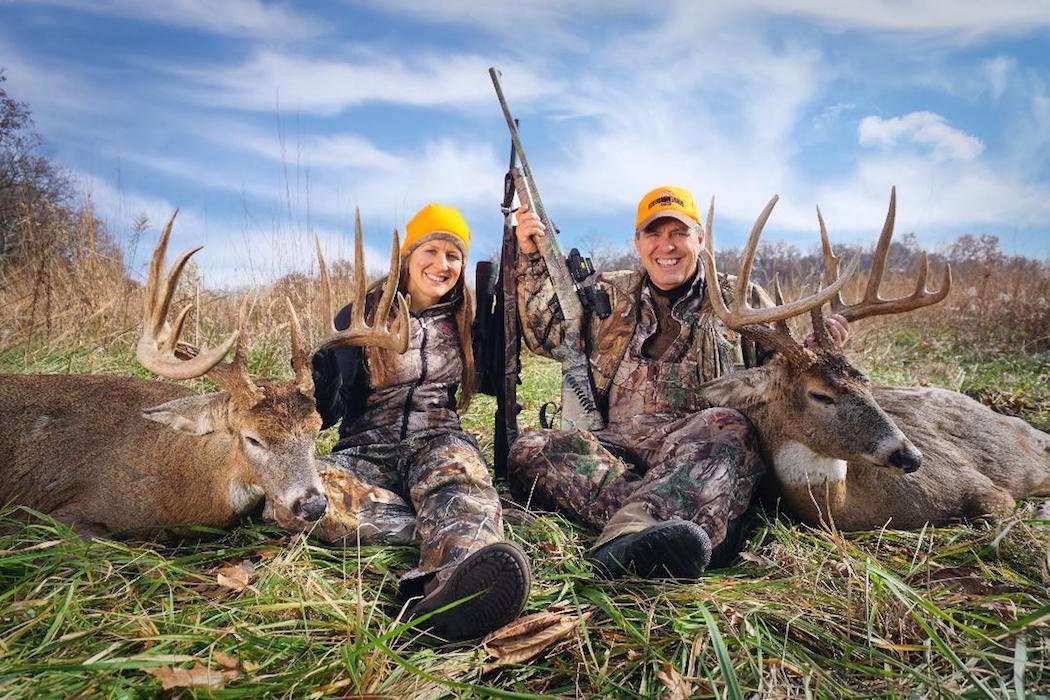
[490,66,606,432]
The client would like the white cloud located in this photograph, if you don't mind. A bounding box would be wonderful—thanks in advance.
[118,126,503,225]
[858,112,985,161]
[982,56,1015,100]
[178,50,558,115]
[534,12,828,231]
[813,102,856,133]
[812,153,1050,240]
[747,1,1050,37]
[22,0,324,40]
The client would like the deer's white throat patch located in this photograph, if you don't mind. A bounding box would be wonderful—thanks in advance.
[228,482,265,512]
[774,441,847,487]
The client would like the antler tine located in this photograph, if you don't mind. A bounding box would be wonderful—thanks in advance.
[319,210,411,353]
[314,235,335,335]
[349,207,368,331]
[207,296,264,403]
[865,185,896,303]
[816,205,848,316]
[145,210,195,336]
[136,211,240,381]
[810,305,834,348]
[167,303,193,352]
[834,187,952,321]
[372,227,400,326]
[286,296,313,394]
[735,195,778,304]
[704,196,714,256]
[771,274,790,335]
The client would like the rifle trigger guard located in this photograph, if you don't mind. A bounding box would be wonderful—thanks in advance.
[539,401,560,430]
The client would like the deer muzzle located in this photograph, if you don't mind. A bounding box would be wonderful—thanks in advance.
[887,444,922,473]
[292,488,328,522]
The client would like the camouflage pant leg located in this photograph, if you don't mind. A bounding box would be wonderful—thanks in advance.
[509,409,765,562]
[607,408,765,562]
[399,431,504,596]
[508,428,637,530]
[296,450,417,546]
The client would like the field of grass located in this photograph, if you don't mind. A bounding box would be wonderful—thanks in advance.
[1,322,1047,699]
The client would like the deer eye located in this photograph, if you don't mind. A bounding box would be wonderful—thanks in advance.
[808,391,836,406]
[243,435,266,449]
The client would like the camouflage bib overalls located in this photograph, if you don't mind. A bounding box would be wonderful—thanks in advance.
[304,298,503,596]
[509,259,766,563]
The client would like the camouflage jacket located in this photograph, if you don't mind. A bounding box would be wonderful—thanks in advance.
[312,295,466,447]
[515,251,770,418]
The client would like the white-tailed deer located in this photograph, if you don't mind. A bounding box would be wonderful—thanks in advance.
[0,210,408,537]
[697,190,1050,530]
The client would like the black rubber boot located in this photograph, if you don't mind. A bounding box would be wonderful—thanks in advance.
[589,519,712,580]
[407,542,531,642]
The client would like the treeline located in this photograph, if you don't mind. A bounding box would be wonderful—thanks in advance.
[592,230,1047,288]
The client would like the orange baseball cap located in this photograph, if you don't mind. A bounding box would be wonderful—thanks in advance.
[402,203,470,256]
[635,185,700,233]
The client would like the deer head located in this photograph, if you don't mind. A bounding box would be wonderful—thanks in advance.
[135,209,409,522]
[699,189,950,473]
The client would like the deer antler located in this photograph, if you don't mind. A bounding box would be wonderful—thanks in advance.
[137,211,263,404]
[286,296,312,396]
[315,208,410,353]
[699,195,858,363]
[818,187,951,322]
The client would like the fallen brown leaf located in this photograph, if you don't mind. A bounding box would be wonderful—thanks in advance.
[145,662,239,690]
[216,560,256,592]
[655,662,691,700]
[721,605,744,628]
[483,609,589,667]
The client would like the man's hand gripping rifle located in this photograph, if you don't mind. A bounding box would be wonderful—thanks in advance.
[489,67,610,433]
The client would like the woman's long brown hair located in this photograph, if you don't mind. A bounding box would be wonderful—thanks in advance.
[363,263,476,411]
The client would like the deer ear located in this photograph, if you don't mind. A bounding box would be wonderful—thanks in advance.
[141,394,228,435]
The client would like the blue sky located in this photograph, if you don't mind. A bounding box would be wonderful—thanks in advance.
[2,1,1049,285]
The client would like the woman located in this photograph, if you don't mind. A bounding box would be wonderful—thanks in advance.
[306,203,530,643]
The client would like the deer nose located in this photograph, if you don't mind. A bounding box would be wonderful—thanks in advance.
[293,489,328,522]
[888,446,922,473]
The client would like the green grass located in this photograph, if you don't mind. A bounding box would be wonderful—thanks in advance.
[1,332,1048,697]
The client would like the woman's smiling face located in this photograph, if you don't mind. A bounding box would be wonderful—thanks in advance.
[405,236,464,311]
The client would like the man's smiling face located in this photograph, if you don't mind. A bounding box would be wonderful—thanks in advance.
[634,217,703,290]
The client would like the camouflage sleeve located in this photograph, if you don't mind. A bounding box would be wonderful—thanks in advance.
[514,250,565,359]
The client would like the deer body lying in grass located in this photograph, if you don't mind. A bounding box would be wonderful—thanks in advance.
[0,212,408,537]
[696,191,1050,530]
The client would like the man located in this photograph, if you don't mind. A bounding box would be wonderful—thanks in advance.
[509,186,846,579]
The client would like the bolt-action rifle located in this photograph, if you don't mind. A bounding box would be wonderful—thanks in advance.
[474,131,522,480]
[489,67,610,433]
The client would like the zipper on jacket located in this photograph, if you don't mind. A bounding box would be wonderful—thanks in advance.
[400,321,429,441]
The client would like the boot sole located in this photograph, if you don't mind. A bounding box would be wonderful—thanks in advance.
[410,542,531,642]
[596,519,712,580]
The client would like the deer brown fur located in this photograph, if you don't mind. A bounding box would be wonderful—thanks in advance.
[697,191,1050,530]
